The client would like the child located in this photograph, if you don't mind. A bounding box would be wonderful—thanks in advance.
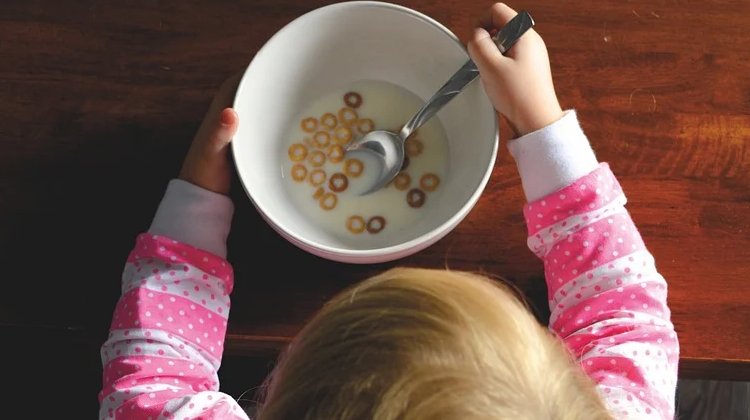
[99,3,679,419]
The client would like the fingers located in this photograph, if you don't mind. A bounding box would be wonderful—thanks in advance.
[479,3,519,31]
[207,108,239,151]
[467,27,509,73]
[476,3,536,60]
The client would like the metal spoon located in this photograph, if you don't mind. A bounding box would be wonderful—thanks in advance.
[346,11,535,195]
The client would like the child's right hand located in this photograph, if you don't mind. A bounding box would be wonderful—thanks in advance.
[468,3,563,136]
[179,74,240,195]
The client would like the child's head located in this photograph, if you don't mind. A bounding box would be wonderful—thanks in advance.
[257,268,611,419]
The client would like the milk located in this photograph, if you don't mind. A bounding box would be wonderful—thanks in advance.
[281,79,449,246]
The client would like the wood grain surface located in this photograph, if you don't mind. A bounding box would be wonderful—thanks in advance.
[1,0,749,412]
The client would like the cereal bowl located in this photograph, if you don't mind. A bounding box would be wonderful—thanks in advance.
[232,1,498,263]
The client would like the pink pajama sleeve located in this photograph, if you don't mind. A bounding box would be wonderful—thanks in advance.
[99,180,249,419]
[510,111,679,419]
[525,165,679,419]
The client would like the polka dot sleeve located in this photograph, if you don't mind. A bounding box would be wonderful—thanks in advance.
[524,164,679,419]
[99,234,249,420]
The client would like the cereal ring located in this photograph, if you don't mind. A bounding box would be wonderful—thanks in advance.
[401,155,410,171]
[321,113,338,129]
[308,169,327,186]
[344,92,363,108]
[393,172,411,191]
[288,143,308,162]
[343,158,364,177]
[312,187,325,200]
[338,107,358,125]
[420,173,440,192]
[313,131,331,148]
[346,215,366,234]
[356,118,374,134]
[328,172,349,193]
[405,138,424,157]
[366,216,386,234]
[290,164,307,182]
[333,126,352,145]
[308,150,326,167]
[326,144,345,163]
[406,188,426,208]
[301,117,318,133]
[319,192,338,210]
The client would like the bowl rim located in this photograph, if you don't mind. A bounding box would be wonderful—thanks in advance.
[232,0,499,261]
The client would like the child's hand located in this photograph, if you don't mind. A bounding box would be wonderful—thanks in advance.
[179,74,240,195]
[468,3,563,136]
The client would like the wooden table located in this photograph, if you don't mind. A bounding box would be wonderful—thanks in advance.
[1,0,749,414]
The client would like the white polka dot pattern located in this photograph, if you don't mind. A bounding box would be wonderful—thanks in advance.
[121,261,232,315]
[99,234,249,420]
[528,194,627,258]
[523,164,679,419]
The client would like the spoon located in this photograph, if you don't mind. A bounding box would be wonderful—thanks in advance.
[346,11,535,195]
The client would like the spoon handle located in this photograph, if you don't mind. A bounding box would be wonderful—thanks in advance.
[399,11,535,140]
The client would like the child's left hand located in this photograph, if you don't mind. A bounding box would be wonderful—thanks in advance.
[179,74,241,195]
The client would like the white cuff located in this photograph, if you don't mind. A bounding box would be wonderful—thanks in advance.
[507,110,599,202]
[149,179,234,258]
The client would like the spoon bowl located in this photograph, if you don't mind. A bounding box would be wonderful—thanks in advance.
[346,129,405,195]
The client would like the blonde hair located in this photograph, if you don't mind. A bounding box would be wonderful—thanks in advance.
[257,268,612,419]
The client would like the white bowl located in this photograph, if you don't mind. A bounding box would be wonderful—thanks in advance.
[232,1,498,264]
